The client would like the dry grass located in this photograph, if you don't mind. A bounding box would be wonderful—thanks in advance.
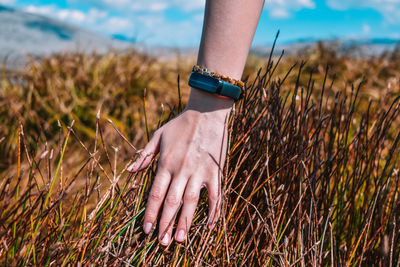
[0,41,400,266]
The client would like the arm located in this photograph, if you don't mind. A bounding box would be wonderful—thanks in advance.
[128,0,264,245]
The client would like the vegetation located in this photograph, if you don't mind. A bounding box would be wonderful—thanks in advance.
[0,40,399,265]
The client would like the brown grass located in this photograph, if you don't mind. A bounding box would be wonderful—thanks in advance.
[0,41,399,265]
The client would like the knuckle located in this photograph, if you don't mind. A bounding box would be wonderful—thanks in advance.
[138,150,148,160]
[150,187,164,202]
[158,156,170,168]
[184,191,198,203]
[142,150,153,158]
[166,194,180,206]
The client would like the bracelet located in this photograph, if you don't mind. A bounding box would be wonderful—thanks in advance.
[192,65,245,89]
[189,65,245,101]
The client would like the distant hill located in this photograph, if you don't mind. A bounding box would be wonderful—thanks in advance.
[1,4,399,70]
[0,4,131,69]
[252,37,400,57]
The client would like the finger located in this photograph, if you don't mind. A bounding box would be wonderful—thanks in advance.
[127,129,162,172]
[174,176,202,243]
[143,170,171,234]
[158,175,187,246]
[206,177,222,229]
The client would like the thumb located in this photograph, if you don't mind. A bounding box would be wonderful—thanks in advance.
[127,129,162,172]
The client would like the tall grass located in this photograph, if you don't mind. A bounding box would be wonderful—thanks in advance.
[0,50,187,171]
[0,43,399,265]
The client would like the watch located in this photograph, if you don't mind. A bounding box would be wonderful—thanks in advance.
[188,71,243,101]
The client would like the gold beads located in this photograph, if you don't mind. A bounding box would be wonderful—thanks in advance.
[191,65,246,91]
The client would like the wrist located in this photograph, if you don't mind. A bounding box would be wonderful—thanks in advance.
[186,87,234,112]
[184,87,233,123]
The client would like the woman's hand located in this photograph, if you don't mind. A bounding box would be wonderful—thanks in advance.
[127,0,263,246]
[128,88,233,245]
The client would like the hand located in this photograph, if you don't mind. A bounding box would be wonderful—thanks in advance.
[128,88,233,245]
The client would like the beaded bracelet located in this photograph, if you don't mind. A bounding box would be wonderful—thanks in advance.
[192,65,245,91]
[189,65,244,101]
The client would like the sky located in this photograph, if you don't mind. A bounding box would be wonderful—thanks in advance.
[1,0,400,47]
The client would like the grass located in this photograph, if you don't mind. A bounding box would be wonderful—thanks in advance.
[0,41,399,265]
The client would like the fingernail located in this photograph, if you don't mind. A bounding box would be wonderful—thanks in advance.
[175,230,186,241]
[143,222,152,234]
[160,233,170,246]
[127,162,136,172]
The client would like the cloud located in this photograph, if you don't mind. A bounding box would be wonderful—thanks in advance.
[362,24,371,35]
[25,5,54,16]
[130,2,169,12]
[266,0,316,18]
[25,5,99,24]
[75,0,206,44]
[269,8,290,18]
[122,12,200,46]
[101,0,131,7]
[24,5,132,35]
[25,5,105,24]
[132,0,205,12]
[21,0,323,46]
[101,17,133,33]
[82,0,205,13]
[327,0,400,24]
[176,0,205,12]
[0,0,15,5]
[21,0,206,46]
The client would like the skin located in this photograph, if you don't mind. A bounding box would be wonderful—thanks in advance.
[128,0,264,246]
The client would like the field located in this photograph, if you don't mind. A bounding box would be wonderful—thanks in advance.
[0,40,400,266]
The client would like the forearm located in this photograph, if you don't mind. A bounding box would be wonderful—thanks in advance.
[187,0,264,111]
[198,0,264,79]
[137,0,264,244]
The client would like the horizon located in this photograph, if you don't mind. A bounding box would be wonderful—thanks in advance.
[1,0,400,47]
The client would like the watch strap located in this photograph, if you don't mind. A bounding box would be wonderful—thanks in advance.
[188,72,242,101]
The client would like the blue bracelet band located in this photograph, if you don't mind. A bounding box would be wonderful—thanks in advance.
[188,72,243,101]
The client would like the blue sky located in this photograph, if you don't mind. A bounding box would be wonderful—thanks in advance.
[1,0,400,46]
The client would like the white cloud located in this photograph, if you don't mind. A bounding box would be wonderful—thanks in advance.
[25,5,94,23]
[88,0,205,44]
[25,5,55,15]
[327,0,400,24]
[24,5,132,35]
[131,0,205,12]
[270,8,290,18]
[102,0,131,7]
[0,0,15,5]
[392,33,400,38]
[87,0,204,13]
[102,17,132,33]
[87,9,108,22]
[135,14,202,46]
[266,0,316,18]
[21,1,206,45]
[177,0,205,12]
[362,24,371,35]
[58,9,86,23]
[131,2,169,12]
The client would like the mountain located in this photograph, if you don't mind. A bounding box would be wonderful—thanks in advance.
[0,4,132,69]
[252,37,400,57]
[1,4,399,70]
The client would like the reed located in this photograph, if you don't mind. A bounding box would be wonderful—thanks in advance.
[0,42,399,265]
